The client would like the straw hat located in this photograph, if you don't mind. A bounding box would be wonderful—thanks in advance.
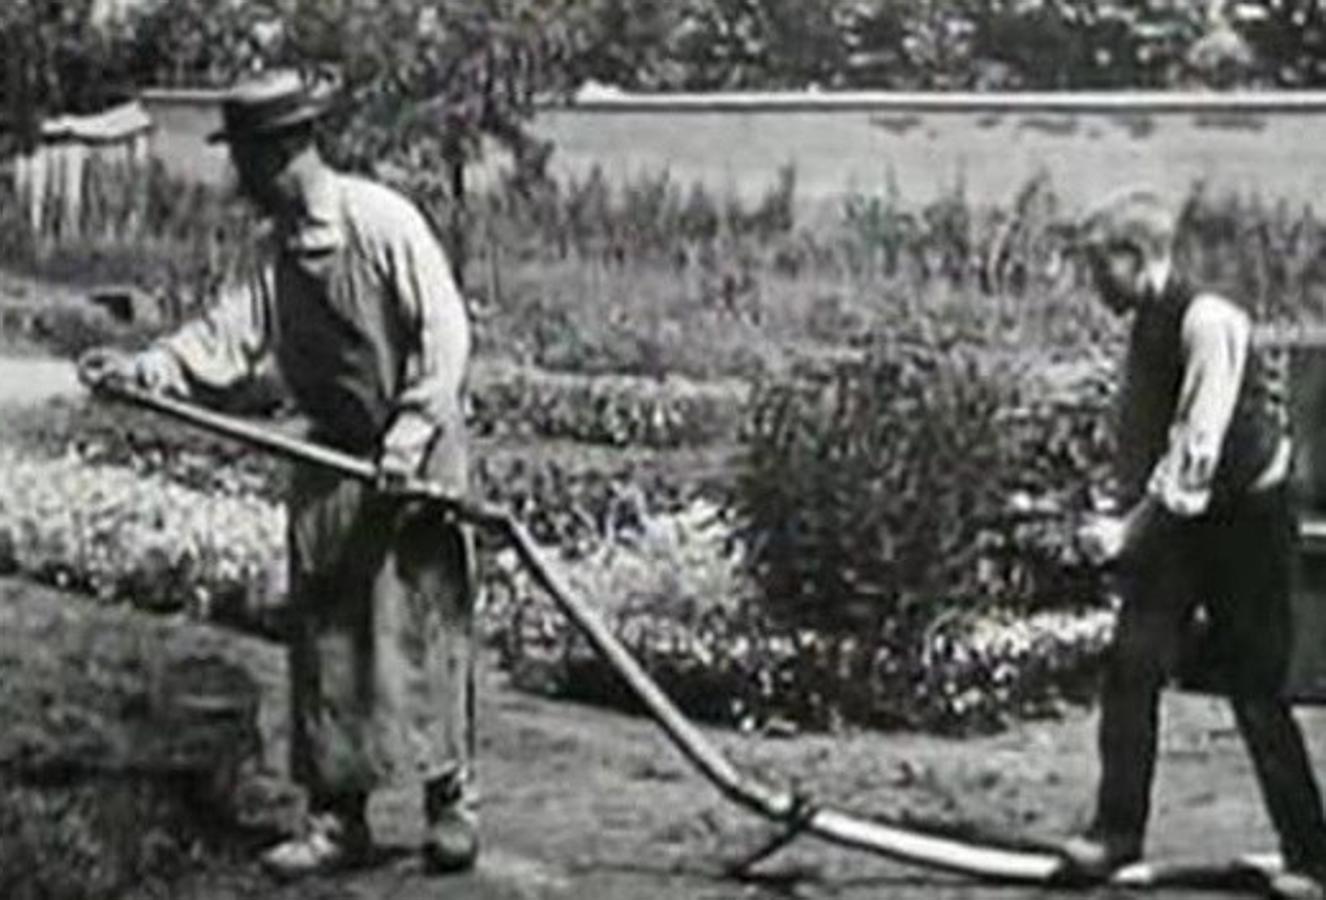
[207,69,336,144]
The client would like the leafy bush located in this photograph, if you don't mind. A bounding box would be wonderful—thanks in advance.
[2,398,289,499]
[469,361,747,448]
[5,378,738,554]
[0,418,703,630]
[1,389,731,568]
[914,605,1114,730]
[0,446,285,624]
[3,405,640,556]
[735,319,1111,637]
[475,451,690,555]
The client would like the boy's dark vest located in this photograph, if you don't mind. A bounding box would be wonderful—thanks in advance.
[1115,277,1283,508]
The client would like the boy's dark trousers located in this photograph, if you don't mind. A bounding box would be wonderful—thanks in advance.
[1091,484,1326,869]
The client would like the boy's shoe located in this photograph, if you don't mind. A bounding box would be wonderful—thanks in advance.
[422,773,479,874]
[1270,871,1326,900]
[1269,859,1326,900]
[1055,833,1143,882]
[261,808,372,880]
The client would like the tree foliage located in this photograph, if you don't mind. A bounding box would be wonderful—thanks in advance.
[120,0,586,167]
[1235,0,1326,87]
[568,0,1247,91]
[111,0,594,274]
[3,1,1322,154]
[2,0,1323,164]
[0,0,135,151]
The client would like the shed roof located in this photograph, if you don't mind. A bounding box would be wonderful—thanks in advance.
[40,101,153,144]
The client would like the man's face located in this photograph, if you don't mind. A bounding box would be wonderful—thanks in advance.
[227,134,289,212]
[1085,244,1145,315]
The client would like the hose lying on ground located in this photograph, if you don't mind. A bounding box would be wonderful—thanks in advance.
[87,381,1080,886]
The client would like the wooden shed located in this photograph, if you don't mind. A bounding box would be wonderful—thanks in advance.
[12,100,154,240]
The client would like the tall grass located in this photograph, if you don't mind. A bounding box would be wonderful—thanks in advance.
[464,164,1326,377]
[0,159,256,323]
[3,158,1324,377]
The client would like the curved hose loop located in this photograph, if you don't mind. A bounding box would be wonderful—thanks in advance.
[504,513,1064,883]
[94,382,1068,884]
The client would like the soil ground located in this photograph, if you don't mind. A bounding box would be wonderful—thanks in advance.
[0,356,81,406]
[6,575,1326,900]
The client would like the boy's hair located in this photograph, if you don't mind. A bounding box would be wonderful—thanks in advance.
[1077,188,1177,261]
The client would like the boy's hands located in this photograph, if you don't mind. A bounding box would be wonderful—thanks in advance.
[1077,514,1129,566]
[374,450,415,494]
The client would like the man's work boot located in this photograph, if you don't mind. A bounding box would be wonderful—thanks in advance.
[422,771,479,874]
[1055,832,1142,882]
[261,796,372,880]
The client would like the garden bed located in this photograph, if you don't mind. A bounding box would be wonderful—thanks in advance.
[493,501,1112,736]
[0,396,1114,736]
[468,360,748,448]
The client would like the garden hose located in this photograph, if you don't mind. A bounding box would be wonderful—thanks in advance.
[86,380,1143,887]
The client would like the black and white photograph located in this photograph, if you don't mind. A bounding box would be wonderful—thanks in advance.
[7,2,1326,898]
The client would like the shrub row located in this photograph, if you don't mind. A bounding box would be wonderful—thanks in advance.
[0,446,285,625]
[734,326,1115,636]
[0,433,1112,734]
[3,398,290,500]
[495,503,1113,735]
[8,355,747,453]
[468,361,747,448]
[506,602,1113,735]
[3,396,724,552]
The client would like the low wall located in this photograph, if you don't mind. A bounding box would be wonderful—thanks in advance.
[138,88,1326,214]
[501,91,1326,217]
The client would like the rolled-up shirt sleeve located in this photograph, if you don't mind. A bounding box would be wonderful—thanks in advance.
[380,205,471,469]
[156,259,274,393]
[1146,294,1250,517]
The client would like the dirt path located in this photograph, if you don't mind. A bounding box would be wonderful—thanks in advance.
[0,356,81,407]
[288,691,1326,900]
[17,584,1299,900]
[5,573,1325,900]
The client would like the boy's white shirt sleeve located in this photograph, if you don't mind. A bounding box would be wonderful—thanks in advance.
[1146,294,1250,517]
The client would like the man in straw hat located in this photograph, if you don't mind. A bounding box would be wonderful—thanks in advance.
[80,68,479,879]
[1061,186,1326,899]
